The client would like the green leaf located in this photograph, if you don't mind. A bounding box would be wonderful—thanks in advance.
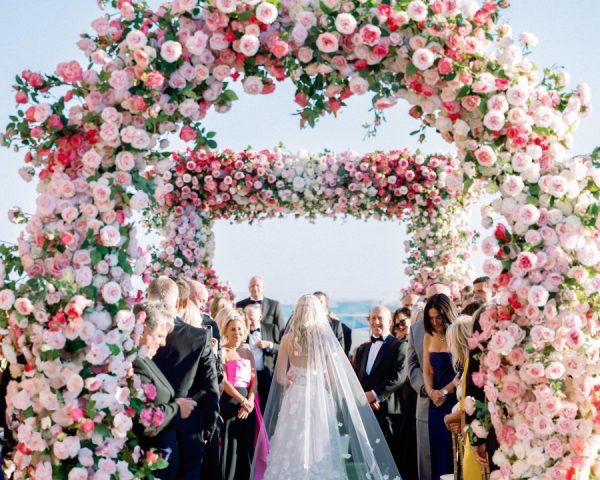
[23,406,35,419]
[108,344,121,356]
[456,85,471,98]
[406,62,417,76]
[85,399,97,419]
[90,249,103,266]
[237,10,253,21]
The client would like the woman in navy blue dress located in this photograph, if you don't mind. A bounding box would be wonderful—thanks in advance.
[423,294,459,480]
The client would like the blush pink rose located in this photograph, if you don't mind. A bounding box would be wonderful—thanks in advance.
[474,145,496,167]
[316,32,339,53]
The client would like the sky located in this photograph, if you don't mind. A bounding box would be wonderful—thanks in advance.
[0,1,598,304]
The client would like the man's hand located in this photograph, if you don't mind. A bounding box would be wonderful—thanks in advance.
[475,444,489,467]
[365,390,377,404]
[370,401,380,411]
[175,398,197,419]
[210,337,218,355]
[256,340,272,350]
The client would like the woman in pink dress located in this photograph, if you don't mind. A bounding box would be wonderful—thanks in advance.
[216,307,258,480]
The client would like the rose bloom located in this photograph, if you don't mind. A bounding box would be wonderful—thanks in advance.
[160,40,183,63]
[256,2,278,24]
[14,297,34,315]
[474,145,497,167]
[483,110,505,131]
[412,48,435,70]
[238,34,260,57]
[501,175,524,197]
[186,31,208,55]
[243,76,263,95]
[407,0,427,21]
[516,204,540,225]
[316,32,339,53]
[145,71,165,89]
[359,25,381,47]
[101,281,122,304]
[335,13,357,35]
[527,285,549,307]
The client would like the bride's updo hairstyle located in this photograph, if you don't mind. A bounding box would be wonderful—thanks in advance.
[289,294,328,355]
[215,306,247,343]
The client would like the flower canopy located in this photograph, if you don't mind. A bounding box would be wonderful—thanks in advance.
[149,148,477,297]
[0,0,598,478]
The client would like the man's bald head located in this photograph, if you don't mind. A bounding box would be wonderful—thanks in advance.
[401,294,419,308]
[425,282,451,300]
[369,305,392,338]
[186,278,209,312]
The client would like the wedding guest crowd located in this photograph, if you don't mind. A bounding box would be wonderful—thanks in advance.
[0,269,500,480]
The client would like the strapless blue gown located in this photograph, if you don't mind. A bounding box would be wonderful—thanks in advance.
[428,351,457,480]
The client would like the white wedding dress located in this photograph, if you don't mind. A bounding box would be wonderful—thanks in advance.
[263,363,347,479]
[252,295,401,480]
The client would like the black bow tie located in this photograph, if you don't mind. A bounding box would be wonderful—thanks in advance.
[250,328,261,334]
[250,299,262,305]
[370,336,383,343]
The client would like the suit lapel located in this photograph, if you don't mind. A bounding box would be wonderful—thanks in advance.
[261,298,269,318]
[369,336,391,376]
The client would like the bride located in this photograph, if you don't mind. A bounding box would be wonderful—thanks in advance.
[252,294,401,480]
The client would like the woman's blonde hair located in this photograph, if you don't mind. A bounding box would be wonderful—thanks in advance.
[288,294,328,355]
[215,306,247,343]
[446,314,473,372]
[210,293,232,320]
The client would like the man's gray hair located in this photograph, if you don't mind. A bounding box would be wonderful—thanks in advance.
[135,301,173,332]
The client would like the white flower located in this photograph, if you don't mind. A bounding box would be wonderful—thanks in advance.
[242,76,263,95]
[160,40,182,63]
[334,13,357,35]
[407,0,428,21]
[412,48,435,71]
[255,2,278,24]
[238,34,260,57]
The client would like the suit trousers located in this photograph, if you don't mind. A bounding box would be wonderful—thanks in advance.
[148,428,179,480]
[256,368,272,414]
[177,409,206,480]
[416,418,432,480]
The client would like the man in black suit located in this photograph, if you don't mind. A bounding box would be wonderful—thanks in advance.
[313,291,346,351]
[244,303,280,412]
[236,276,284,331]
[353,305,407,469]
[149,277,220,480]
[185,278,224,480]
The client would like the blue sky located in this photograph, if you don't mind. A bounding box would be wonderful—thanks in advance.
[0,1,598,303]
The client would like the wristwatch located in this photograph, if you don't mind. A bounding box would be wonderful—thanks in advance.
[442,388,449,396]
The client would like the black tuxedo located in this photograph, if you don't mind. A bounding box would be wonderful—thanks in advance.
[341,322,353,357]
[133,356,181,480]
[236,297,284,331]
[353,335,407,467]
[247,321,280,412]
[153,317,220,480]
[328,315,345,351]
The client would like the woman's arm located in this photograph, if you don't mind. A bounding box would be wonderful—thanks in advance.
[275,335,291,386]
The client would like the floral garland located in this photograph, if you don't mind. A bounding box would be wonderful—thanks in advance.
[149,147,474,294]
[0,0,597,477]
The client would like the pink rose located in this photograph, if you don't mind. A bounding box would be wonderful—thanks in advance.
[14,297,33,315]
[185,31,208,55]
[56,60,83,84]
[160,40,183,63]
[270,40,289,59]
[335,13,357,35]
[516,252,537,271]
[108,70,130,91]
[527,285,549,307]
[407,0,427,21]
[143,383,157,401]
[255,2,278,24]
[359,25,381,47]
[99,225,121,247]
[0,289,15,310]
[101,281,122,304]
[242,76,263,95]
[238,34,260,57]
[437,58,453,76]
[65,295,93,318]
[144,71,165,89]
[474,145,497,167]
[316,32,339,53]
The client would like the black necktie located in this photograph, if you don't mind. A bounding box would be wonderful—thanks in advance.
[370,336,383,343]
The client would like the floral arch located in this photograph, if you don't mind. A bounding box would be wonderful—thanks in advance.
[0,0,598,479]
[149,147,478,298]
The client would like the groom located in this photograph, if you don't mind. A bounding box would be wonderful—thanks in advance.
[353,305,407,467]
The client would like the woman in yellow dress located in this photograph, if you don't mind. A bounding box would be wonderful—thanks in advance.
[444,314,481,480]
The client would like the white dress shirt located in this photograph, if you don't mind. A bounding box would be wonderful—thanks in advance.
[366,333,390,375]
[248,328,265,371]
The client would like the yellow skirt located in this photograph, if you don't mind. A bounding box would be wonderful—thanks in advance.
[463,436,482,480]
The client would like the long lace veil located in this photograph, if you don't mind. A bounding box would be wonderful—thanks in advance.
[251,294,402,480]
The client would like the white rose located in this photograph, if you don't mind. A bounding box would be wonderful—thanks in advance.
[242,76,263,95]
[255,2,278,24]
[334,13,357,35]
[407,0,428,21]
[101,281,122,304]
[238,34,260,57]
[160,40,182,63]
[349,76,368,95]
[412,48,434,71]
[130,191,149,211]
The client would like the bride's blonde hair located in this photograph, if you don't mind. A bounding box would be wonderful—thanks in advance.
[446,314,474,372]
[289,294,327,355]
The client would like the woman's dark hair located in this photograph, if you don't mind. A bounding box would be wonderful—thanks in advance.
[423,294,458,336]
[392,307,411,335]
[462,301,484,316]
